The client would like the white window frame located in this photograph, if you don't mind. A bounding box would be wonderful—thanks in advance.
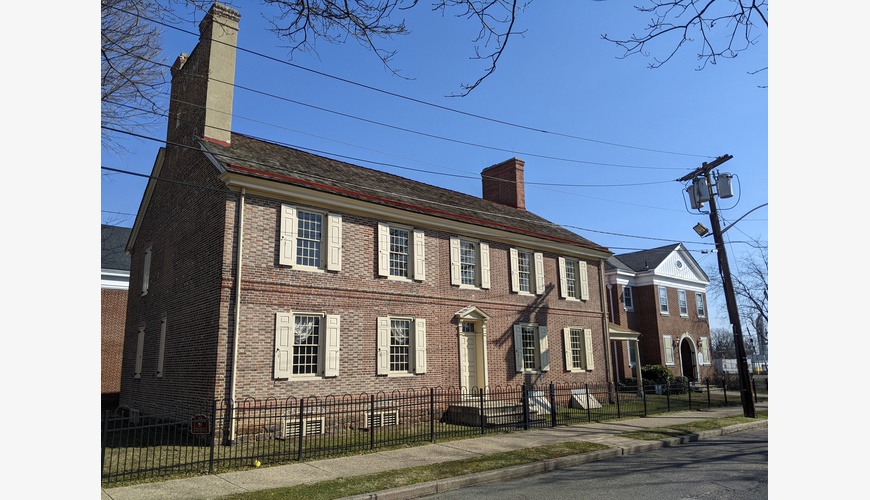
[510,248,544,295]
[558,257,589,301]
[678,289,688,317]
[378,223,425,281]
[659,286,669,315]
[627,340,637,367]
[274,311,341,379]
[562,327,594,372]
[696,292,706,318]
[377,316,427,375]
[663,335,675,365]
[279,204,342,272]
[623,286,633,311]
[513,323,550,373]
[449,237,490,289]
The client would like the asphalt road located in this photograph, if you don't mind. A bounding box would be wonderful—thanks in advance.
[420,427,768,500]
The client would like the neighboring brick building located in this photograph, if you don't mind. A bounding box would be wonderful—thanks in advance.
[605,243,714,384]
[102,224,132,410]
[119,3,614,412]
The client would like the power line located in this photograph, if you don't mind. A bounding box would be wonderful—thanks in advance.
[105,2,714,160]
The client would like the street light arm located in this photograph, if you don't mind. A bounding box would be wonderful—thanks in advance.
[720,203,768,235]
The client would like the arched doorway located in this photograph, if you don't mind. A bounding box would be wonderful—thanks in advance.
[678,337,698,381]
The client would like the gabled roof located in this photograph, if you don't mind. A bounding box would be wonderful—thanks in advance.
[606,243,709,283]
[606,243,681,272]
[102,225,132,271]
[200,133,609,253]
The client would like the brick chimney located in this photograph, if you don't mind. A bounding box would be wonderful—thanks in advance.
[166,3,240,146]
[481,158,525,210]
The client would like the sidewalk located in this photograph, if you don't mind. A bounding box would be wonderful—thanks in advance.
[101,403,768,500]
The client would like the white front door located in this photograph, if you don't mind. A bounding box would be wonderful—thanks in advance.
[459,321,486,394]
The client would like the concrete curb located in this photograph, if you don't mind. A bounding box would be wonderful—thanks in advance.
[340,420,769,500]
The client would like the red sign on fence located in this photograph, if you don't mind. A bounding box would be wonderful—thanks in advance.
[191,414,210,435]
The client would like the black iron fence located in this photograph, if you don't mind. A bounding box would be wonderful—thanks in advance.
[102,379,766,484]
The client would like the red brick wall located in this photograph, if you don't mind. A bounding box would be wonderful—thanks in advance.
[102,288,127,407]
[223,198,610,400]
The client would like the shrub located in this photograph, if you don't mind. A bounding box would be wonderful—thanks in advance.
[668,376,690,394]
[641,364,672,384]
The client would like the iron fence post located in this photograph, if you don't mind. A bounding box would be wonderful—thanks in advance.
[297,399,305,461]
[522,384,531,431]
[549,383,557,427]
[723,380,728,406]
[752,377,758,403]
[429,388,435,443]
[666,381,671,411]
[585,383,591,422]
[614,382,621,419]
[369,394,376,450]
[209,400,217,474]
[688,379,693,410]
[101,410,109,478]
[642,381,648,416]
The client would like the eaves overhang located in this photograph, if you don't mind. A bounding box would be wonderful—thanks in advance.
[216,168,614,261]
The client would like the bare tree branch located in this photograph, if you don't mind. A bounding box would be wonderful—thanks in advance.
[261,1,527,95]
[601,0,767,71]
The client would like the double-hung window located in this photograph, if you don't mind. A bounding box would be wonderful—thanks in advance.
[659,286,669,315]
[449,237,490,288]
[279,204,342,271]
[513,324,549,372]
[378,223,425,280]
[562,327,594,372]
[274,312,341,378]
[558,257,589,300]
[696,292,706,318]
[510,248,544,294]
[678,290,688,317]
[623,286,634,311]
[377,316,427,375]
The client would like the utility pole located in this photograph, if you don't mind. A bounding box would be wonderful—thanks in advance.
[678,154,756,418]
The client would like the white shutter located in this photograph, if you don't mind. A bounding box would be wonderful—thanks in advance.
[558,257,568,299]
[414,319,427,374]
[480,242,491,289]
[274,312,293,378]
[377,317,390,375]
[156,314,167,377]
[142,246,152,295]
[562,328,575,371]
[449,237,461,285]
[701,336,711,365]
[413,229,426,281]
[509,248,520,292]
[579,261,589,300]
[279,205,297,267]
[513,324,524,372]
[323,315,341,377]
[134,324,145,378]
[583,328,594,370]
[534,252,545,295]
[326,213,342,271]
[539,326,549,372]
[377,223,390,277]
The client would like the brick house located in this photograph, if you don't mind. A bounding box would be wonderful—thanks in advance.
[119,3,615,412]
[102,224,132,410]
[604,243,714,384]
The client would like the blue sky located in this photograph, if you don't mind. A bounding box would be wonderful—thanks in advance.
[100,1,768,330]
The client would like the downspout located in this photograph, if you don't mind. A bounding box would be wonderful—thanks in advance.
[228,188,246,443]
[606,283,619,383]
[598,261,613,394]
